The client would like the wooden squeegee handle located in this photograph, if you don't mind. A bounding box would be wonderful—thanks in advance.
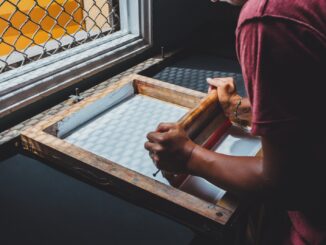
[178,90,219,130]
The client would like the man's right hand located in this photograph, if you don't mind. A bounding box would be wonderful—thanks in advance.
[207,77,252,123]
[207,77,241,120]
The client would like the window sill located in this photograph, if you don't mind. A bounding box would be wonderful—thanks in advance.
[0,0,153,118]
[0,32,151,117]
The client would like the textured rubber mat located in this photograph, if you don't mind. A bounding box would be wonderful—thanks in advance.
[153,67,247,97]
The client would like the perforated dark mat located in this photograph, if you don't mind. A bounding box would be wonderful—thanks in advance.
[153,67,247,97]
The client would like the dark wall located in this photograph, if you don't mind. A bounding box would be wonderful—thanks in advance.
[152,0,241,52]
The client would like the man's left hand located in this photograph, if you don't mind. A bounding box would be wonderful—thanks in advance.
[145,123,196,173]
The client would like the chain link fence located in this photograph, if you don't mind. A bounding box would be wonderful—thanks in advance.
[0,0,120,73]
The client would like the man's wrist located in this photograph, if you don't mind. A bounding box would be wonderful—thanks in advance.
[185,144,204,175]
[233,96,243,121]
[182,140,196,172]
[230,96,251,121]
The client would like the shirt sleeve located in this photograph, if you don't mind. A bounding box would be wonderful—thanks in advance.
[236,18,324,136]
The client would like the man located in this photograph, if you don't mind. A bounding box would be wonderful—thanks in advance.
[145,0,326,244]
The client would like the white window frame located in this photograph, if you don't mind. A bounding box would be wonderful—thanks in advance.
[0,0,152,118]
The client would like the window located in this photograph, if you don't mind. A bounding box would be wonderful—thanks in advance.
[0,0,120,73]
[0,0,152,117]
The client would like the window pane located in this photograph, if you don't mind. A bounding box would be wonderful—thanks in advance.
[0,0,120,73]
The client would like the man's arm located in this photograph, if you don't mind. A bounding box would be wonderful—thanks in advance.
[145,123,320,209]
[145,123,266,194]
[186,142,264,193]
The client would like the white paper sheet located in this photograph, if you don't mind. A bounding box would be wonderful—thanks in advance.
[213,125,262,157]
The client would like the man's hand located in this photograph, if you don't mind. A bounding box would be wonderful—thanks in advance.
[207,77,252,123]
[207,77,241,121]
[145,123,196,173]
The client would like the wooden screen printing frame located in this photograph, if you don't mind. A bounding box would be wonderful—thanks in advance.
[20,74,259,240]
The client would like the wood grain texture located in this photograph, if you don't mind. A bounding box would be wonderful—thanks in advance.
[180,90,220,139]
[179,90,218,129]
[20,131,232,240]
[135,77,205,109]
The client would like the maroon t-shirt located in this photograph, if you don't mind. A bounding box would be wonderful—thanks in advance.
[236,0,326,244]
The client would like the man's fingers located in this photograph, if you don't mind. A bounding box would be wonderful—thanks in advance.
[206,77,236,93]
[144,142,160,167]
[206,77,223,87]
[208,85,215,93]
[144,141,163,153]
[156,122,177,132]
[224,82,236,94]
[147,131,166,143]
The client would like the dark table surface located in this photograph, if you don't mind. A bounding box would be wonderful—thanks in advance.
[0,154,195,245]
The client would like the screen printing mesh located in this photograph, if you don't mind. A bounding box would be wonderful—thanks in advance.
[63,93,261,203]
[64,95,189,185]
